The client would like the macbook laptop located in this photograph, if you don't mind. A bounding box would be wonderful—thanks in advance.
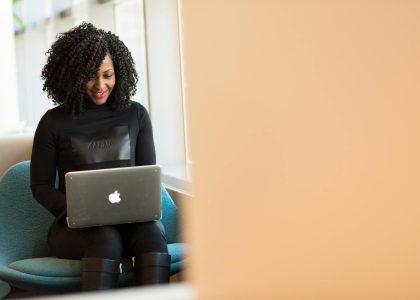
[65,165,162,228]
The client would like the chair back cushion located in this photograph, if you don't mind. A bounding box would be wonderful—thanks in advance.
[161,186,180,243]
[0,161,54,265]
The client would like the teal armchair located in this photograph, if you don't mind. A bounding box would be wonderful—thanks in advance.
[0,161,186,297]
[0,281,10,299]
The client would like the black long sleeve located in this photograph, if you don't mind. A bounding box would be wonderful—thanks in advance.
[30,112,66,217]
[30,101,156,218]
[135,105,156,166]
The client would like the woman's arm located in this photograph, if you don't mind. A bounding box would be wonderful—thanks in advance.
[135,106,156,166]
[30,113,66,217]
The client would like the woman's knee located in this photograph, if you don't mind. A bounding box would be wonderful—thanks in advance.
[85,226,123,259]
[134,221,166,236]
[125,221,168,254]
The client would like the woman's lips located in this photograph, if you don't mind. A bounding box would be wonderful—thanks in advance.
[91,90,109,99]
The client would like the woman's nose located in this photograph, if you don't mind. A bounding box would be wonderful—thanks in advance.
[94,78,106,90]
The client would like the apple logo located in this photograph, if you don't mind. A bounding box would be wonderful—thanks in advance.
[108,190,121,203]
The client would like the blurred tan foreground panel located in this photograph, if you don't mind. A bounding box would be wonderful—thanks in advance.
[181,1,420,299]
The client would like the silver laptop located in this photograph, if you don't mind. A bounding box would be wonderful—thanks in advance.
[65,165,162,228]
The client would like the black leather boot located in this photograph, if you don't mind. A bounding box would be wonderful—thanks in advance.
[135,252,171,286]
[81,257,120,291]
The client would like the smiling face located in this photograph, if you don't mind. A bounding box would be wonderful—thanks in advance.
[85,54,116,105]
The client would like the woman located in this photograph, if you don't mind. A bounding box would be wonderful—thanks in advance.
[30,22,170,291]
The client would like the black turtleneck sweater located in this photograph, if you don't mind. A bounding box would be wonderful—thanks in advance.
[30,101,156,219]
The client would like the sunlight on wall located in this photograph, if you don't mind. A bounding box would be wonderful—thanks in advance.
[0,0,19,131]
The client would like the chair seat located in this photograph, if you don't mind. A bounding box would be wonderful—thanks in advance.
[0,243,187,293]
[168,243,187,268]
[0,280,11,299]
[7,242,186,277]
[9,257,81,277]
[8,257,134,277]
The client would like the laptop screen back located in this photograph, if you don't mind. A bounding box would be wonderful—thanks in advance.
[65,165,161,228]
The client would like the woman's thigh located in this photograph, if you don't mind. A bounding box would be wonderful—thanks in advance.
[119,220,167,256]
[48,223,123,260]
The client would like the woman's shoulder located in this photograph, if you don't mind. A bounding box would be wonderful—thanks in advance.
[42,105,67,118]
[127,100,149,116]
[38,105,69,127]
[127,100,147,110]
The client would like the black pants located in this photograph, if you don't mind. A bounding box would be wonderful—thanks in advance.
[48,218,168,261]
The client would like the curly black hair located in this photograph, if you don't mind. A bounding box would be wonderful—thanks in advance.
[41,22,138,116]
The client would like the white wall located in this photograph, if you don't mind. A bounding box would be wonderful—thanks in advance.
[16,28,52,129]
[115,0,149,108]
[87,2,115,32]
[0,0,19,130]
[144,0,186,167]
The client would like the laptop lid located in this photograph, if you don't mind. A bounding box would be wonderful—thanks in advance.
[65,165,161,228]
